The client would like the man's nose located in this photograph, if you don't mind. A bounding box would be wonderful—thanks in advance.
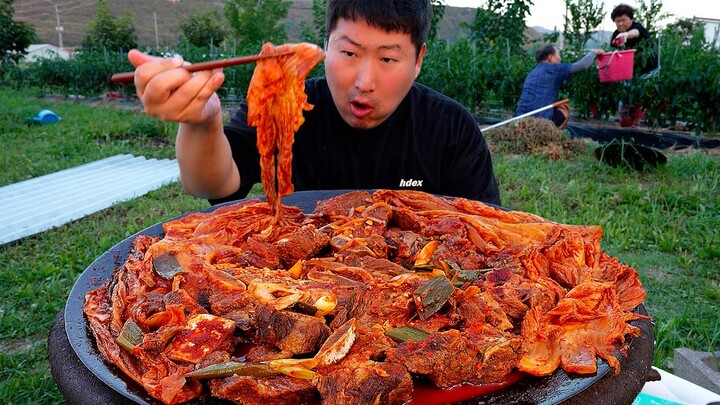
[354,60,377,92]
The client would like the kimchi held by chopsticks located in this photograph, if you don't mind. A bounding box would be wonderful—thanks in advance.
[83,189,648,405]
[247,42,325,224]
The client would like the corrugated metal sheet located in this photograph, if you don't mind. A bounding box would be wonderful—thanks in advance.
[0,154,180,245]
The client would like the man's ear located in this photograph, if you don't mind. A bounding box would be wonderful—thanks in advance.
[415,43,427,79]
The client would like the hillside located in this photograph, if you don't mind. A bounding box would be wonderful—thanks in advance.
[14,0,224,48]
[13,0,478,49]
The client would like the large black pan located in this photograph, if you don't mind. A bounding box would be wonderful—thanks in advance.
[57,190,654,405]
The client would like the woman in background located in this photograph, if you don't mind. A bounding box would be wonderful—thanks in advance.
[610,3,659,126]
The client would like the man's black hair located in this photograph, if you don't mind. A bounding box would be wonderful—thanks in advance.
[611,4,635,21]
[325,0,431,56]
[536,44,557,63]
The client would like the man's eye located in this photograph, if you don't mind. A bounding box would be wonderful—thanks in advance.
[380,58,396,64]
[341,51,356,57]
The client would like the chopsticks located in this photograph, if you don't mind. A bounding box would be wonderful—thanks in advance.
[110,51,294,84]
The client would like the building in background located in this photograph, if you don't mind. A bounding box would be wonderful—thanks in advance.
[22,44,72,62]
[694,16,720,47]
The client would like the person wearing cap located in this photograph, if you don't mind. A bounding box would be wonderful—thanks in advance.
[514,44,604,128]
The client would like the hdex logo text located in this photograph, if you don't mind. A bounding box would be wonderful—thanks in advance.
[399,179,423,187]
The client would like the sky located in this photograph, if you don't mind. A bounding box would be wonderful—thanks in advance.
[441,0,720,31]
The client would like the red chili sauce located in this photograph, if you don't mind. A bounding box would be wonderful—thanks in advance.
[406,371,527,405]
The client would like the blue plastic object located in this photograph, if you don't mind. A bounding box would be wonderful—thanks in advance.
[29,109,62,125]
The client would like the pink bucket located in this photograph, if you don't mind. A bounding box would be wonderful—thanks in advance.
[596,49,635,82]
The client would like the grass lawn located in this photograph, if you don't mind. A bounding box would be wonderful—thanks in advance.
[0,87,718,403]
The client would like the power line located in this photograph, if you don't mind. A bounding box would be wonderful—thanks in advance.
[13,0,56,9]
[54,2,95,12]
[14,8,52,17]
[53,0,88,8]
[14,0,90,16]
[14,0,82,12]
[45,22,87,27]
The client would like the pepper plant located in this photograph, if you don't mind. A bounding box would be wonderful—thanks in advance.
[419,38,487,113]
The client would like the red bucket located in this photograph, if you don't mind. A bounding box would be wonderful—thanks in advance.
[596,49,635,82]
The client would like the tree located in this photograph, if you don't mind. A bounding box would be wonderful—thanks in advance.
[628,0,664,76]
[665,18,703,45]
[0,0,38,64]
[300,0,326,46]
[467,0,533,53]
[562,0,604,54]
[180,9,228,48]
[224,0,290,48]
[81,0,137,52]
[429,0,445,41]
[635,0,669,36]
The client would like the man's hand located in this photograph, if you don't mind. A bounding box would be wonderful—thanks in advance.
[127,49,225,126]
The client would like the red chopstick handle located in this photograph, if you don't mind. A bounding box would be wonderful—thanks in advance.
[110,71,136,84]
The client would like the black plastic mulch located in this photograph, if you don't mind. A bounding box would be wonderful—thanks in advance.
[476,117,720,150]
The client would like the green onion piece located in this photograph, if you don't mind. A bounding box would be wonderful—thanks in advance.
[413,275,454,320]
[185,361,278,379]
[116,319,144,351]
[386,326,431,343]
[451,270,483,284]
[446,260,493,285]
[402,263,436,271]
[446,261,463,272]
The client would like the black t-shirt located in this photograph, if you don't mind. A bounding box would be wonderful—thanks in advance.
[215,77,500,206]
[611,21,658,74]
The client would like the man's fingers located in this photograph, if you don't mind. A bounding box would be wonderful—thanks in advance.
[170,70,225,123]
[141,69,223,124]
[141,67,192,105]
[127,49,225,125]
[127,49,151,68]
[172,69,224,103]
[133,54,185,97]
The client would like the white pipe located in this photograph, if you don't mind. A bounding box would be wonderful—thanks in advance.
[480,99,569,133]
